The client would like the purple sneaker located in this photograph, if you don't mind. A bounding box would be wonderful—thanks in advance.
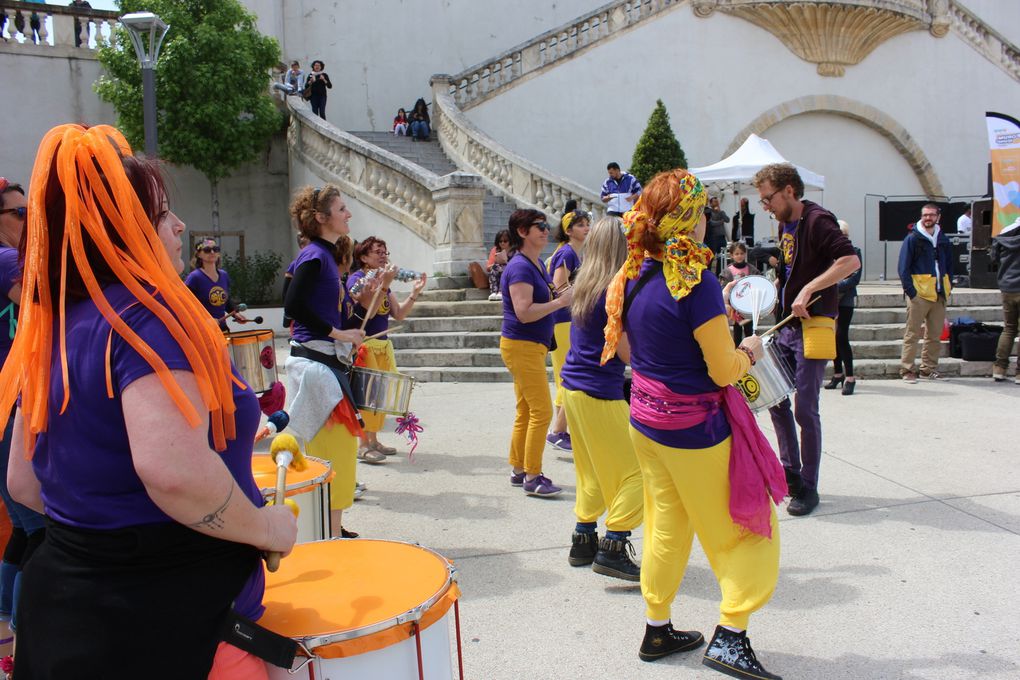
[510,471,526,487]
[546,432,572,452]
[523,474,562,497]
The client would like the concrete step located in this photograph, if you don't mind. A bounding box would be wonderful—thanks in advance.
[395,348,505,368]
[851,306,1002,325]
[390,331,500,350]
[855,289,1001,308]
[832,357,1009,379]
[402,366,551,383]
[431,275,473,290]
[402,315,502,333]
[418,288,490,302]
[405,300,501,317]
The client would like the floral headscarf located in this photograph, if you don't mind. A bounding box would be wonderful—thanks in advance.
[601,170,710,364]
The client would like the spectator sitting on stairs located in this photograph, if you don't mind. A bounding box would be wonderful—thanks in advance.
[488,230,511,301]
[409,99,431,141]
[393,108,408,136]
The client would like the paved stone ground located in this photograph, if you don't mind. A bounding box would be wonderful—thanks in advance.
[308,376,1020,680]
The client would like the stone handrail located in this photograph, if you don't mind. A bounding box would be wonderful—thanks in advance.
[947,0,1020,82]
[285,96,487,274]
[431,75,602,218]
[0,1,118,52]
[447,0,686,111]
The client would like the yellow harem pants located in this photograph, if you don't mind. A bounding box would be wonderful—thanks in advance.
[304,423,358,511]
[562,389,643,531]
[550,322,572,408]
[499,337,551,475]
[630,428,780,629]
[356,338,397,433]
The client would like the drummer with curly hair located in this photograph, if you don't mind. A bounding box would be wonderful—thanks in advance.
[283,185,368,538]
[602,168,787,679]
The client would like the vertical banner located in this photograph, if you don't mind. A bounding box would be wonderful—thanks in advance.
[986,111,1020,237]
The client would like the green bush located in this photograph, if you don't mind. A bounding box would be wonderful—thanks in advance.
[222,250,283,305]
[630,99,689,186]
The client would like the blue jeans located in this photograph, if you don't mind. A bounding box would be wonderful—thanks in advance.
[767,324,827,492]
[410,120,430,139]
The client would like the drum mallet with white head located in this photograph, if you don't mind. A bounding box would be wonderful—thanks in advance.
[265,433,307,572]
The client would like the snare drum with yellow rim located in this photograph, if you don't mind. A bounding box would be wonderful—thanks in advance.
[260,539,463,680]
[252,454,334,543]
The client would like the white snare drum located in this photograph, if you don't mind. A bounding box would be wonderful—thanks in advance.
[252,455,333,543]
[729,275,777,318]
[734,337,795,412]
[226,329,278,394]
[261,539,463,680]
[351,366,415,416]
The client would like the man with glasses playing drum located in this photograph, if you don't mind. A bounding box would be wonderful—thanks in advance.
[752,164,859,516]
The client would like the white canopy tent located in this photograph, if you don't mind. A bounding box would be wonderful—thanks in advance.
[690,134,826,189]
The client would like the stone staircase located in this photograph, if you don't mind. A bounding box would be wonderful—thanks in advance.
[395,282,1016,383]
[351,131,516,250]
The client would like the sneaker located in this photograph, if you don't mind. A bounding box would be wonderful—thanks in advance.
[592,536,640,581]
[356,481,367,492]
[568,531,598,566]
[353,483,365,500]
[373,443,398,456]
[920,370,947,381]
[639,623,705,662]
[546,432,572,452]
[992,369,1006,382]
[522,474,562,497]
[488,292,502,302]
[787,489,819,517]
[901,371,918,384]
[509,471,526,487]
[357,446,386,464]
[702,625,782,679]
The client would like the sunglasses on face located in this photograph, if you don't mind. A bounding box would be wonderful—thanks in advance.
[0,207,27,220]
[199,246,221,253]
[531,221,551,232]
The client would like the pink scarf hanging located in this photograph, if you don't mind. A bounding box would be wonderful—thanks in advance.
[631,371,788,538]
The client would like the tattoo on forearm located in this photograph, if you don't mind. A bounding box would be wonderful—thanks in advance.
[189,483,233,531]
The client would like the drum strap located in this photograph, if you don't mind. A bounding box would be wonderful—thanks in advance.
[219,610,299,669]
[622,261,663,321]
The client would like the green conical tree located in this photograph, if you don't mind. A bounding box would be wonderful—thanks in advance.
[629,99,688,186]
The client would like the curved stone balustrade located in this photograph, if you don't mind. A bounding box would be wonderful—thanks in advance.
[447,0,686,110]
[286,97,487,274]
[431,75,602,218]
[947,1,1020,82]
[0,1,117,53]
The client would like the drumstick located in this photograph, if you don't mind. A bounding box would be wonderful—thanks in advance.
[265,434,306,572]
[346,282,388,361]
[364,325,403,341]
[760,296,821,338]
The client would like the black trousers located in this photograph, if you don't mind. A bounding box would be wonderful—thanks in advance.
[832,305,855,377]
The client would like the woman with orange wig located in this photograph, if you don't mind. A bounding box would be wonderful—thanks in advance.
[603,169,786,679]
[0,125,297,679]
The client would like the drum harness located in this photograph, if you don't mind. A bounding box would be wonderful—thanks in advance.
[289,343,366,428]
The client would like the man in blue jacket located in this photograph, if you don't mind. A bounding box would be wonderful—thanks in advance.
[898,204,954,382]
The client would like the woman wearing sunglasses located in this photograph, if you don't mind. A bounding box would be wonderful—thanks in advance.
[0,178,47,648]
[499,209,572,498]
[185,239,249,330]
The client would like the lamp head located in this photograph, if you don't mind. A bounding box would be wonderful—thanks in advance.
[120,12,170,69]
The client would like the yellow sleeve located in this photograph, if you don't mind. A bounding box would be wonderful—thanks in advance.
[693,314,751,387]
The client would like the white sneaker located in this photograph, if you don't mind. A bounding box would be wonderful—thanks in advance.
[488,292,502,302]
[992,370,1006,382]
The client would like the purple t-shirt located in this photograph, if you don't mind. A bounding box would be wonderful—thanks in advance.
[347,270,390,339]
[501,252,555,348]
[560,291,625,400]
[31,284,266,618]
[289,240,342,343]
[0,247,20,363]
[184,268,231,320]
[548,245,581,324]
[624,260,729,449]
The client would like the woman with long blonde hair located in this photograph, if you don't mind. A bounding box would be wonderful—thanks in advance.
[0,124,296,678]
[602,169,786,679]
[559,216,643,581]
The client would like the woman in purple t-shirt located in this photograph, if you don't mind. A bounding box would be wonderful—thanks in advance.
[0,124,297,679]
[559,216,643,582]
[602,169,785,680]
[499,209,572,498]
[184,238,250,330]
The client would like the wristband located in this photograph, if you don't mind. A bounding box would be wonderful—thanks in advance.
[737,345,756,366]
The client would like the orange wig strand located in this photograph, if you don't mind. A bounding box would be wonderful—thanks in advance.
[0,124,238,454]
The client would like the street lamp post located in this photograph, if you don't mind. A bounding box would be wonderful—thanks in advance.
[120,12,170,158]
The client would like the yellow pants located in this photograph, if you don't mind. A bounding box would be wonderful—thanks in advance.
[500,337,551,475]
[357,338,397,433]
[550,322,571,408]
[631,428,780,629]
[562,389,643,531]
[304,422,358,510]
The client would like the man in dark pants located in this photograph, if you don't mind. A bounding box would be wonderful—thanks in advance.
[753,163,860,516]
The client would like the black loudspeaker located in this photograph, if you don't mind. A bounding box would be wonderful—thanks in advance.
[969,248,998,289]
[948,235,970,275]
[972,199,993,249]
